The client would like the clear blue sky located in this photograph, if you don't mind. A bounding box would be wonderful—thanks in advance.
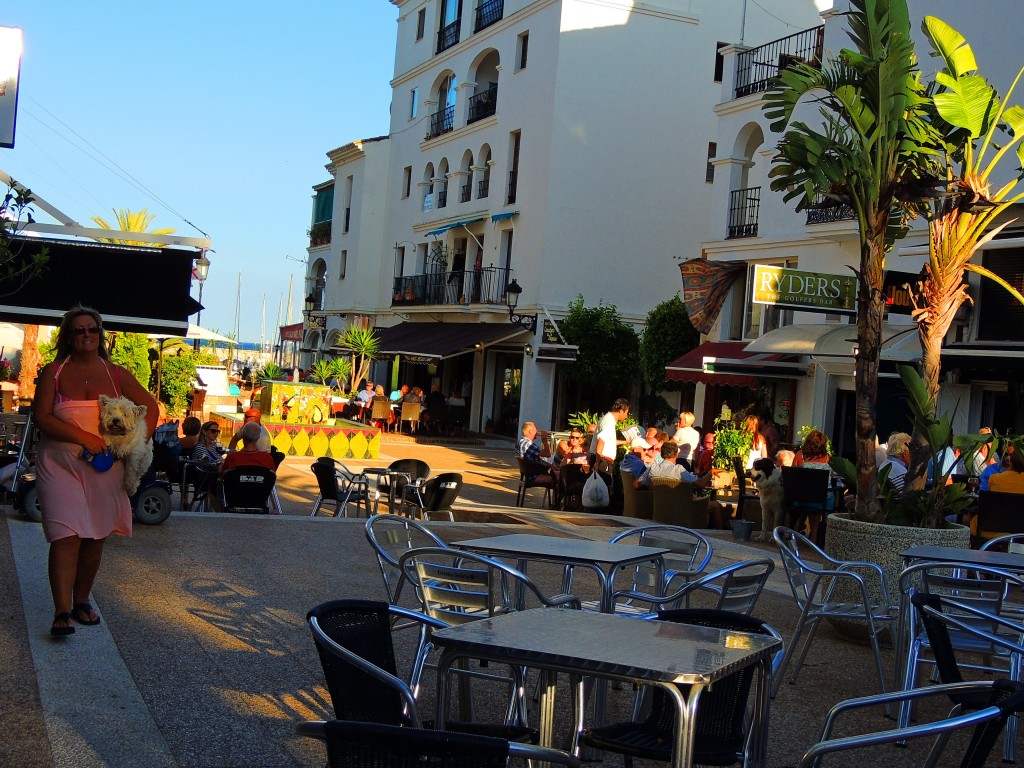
[2,2,397,343]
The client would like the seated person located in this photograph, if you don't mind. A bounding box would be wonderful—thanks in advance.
[620,437,652,479]
[638,440,711,489]
[350,381,375,418]
[879,432,911,495]
[516,421,551,463]
[672,412,701,462]
[791,429,835,543]
[191,421,225,466]
[695,432,715,475]
[390,384,409,402]
[423,383,447,429]
[555,429,589,466]
[228,408,273,452]
[220,422,277,475]
[775,449,796,467]
[980,447,1010,491]
[179,416,202,453]
[447,390,466,407]
[369,385,394,426]
[988,448,1024,493]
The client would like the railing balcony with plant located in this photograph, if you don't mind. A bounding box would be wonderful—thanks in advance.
[436,19,460,54]
[734,25,824,99]
[426,104,455,140]
[726,186,760,239]
[308,220,332,248]
[506,170,518,205]
[475,0,503,32]
[391,266,511,307]
[467,85,498,123]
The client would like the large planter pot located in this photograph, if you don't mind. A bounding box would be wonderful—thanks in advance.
[823,513,970,640]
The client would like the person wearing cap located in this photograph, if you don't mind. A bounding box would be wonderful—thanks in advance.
[228,407,273,452]
[620,435,652,479]
[638,440,712,489]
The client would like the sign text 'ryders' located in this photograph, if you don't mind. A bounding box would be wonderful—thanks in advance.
[752,264,857,314]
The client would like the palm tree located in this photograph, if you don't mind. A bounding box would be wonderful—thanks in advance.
[340,326,380,393]
[762,0,942,523]
[90,208,175,247]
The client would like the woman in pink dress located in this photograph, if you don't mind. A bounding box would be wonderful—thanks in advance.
[34,307,158,636]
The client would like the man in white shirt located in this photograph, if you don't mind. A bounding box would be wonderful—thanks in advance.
[591,398,630,470]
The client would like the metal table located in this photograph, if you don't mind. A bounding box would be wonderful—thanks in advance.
[361,467,412,515]
[454,533,669,613]
[433,608,780,768]
[902,545,1024,571]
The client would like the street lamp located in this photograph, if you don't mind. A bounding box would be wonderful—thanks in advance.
[504,278,536,333]
[193,252,211,351]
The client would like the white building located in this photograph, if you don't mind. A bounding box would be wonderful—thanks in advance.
[305,0,830,433]
[681,0,1024,455]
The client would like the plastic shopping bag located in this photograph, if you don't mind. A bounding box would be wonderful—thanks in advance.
[582,470,610,509]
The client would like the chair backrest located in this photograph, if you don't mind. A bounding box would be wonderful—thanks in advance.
[364,514,448,605]
[610,524,712,595]
[370,399,392,421]
[781,466,831,506]
[420,472,463,512]
[387,459,430,488]
[400,402,421,423]
[306,720,512,768]
[446,404,467,427]
[976,491,1024,538]
[620,470,653,520]
[306,600,409,725]
[773,526,828,608]
[182,460,218,496]
[221,466,276,512]
[311,461,340,501]
[679,558,775,615]
[398,547,569,626]
[517,456,552,481]
[980,534,1024,555]
[654,609,781,754]
[650,477,709,528]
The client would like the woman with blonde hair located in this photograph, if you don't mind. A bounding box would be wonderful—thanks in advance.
[742,413,768,470]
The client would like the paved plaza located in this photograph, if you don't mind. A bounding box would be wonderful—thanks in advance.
[1,437,1011,767]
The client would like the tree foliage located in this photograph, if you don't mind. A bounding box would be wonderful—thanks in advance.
[109,332,152,390]
[90,208,175,247]
[160,353,198,417]
[559,296,639,390]
[0,186,49,293]
[638,295,699,391]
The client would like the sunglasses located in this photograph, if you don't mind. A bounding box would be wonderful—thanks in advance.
[570,435,583,441]
[73,326,101,336]
[207,428,220,434]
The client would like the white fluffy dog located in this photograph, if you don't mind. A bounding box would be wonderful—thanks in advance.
[749,457,784,542]
[98,394,151,495]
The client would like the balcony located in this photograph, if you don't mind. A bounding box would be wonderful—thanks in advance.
[437,19,460,54]
[734,25,823,99]
[805,200,855,225]
[727,186,760,239]
[475,0,503,32]
[308,220,331,248]
[460,183,472,203]
[467,85,498,124]
[478,178,489,199]
[426,105,455,140]
[506,170,518,205]
[391,266,511,307]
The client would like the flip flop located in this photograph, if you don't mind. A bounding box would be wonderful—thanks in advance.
[71,603,101,626]
[51,612,75,637]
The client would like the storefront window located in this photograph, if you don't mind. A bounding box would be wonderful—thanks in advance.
[742,262,794,339]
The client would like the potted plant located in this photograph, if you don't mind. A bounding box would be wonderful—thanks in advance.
[710,417,749,489]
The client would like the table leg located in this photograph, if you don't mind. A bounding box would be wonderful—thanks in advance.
[666,682,702,768]
[536,669,558,766]
[751,658,771,768]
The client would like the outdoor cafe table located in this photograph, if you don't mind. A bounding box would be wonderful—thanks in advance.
[432,608,781,768]
[361,467,411,514]
[453,533,669,613]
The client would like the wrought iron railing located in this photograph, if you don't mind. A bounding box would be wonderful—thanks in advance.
[460,183,472,203]
[467,85,498,123]
[506,170,518,204]
[475,0,503,32]
[437,189,448,208]
[426,105,455,140]
[806,200,855,225]
[478,178,489,198]
[727,186,760,239]
[392,266,511,307]
[734,25,824,98]
[437,19,460,53]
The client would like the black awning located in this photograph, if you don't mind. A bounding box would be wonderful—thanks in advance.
[0,236,201,334]
[374,321,527,360]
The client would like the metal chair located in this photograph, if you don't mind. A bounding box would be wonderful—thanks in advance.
[309,459,372,518]
[305,599,544,747]
[219,466,276,514]
[397,547,581,728]
[578,609,782,767]
[364,513,448,608]
[558,463,588,511]
[375,458,430,514]
[800,678,1024,768]
[772,527,897,699]
[732,455,759,521]
[399,402,421,433]
[515,457,556,508]
[897,562,1024,760]
[780,466,833,545]
[180,460,218,512]
[296,720,580,768]
[613,558,776,618]
[400,472,462,521]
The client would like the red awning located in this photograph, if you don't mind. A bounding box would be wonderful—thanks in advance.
[665,341,806,388]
